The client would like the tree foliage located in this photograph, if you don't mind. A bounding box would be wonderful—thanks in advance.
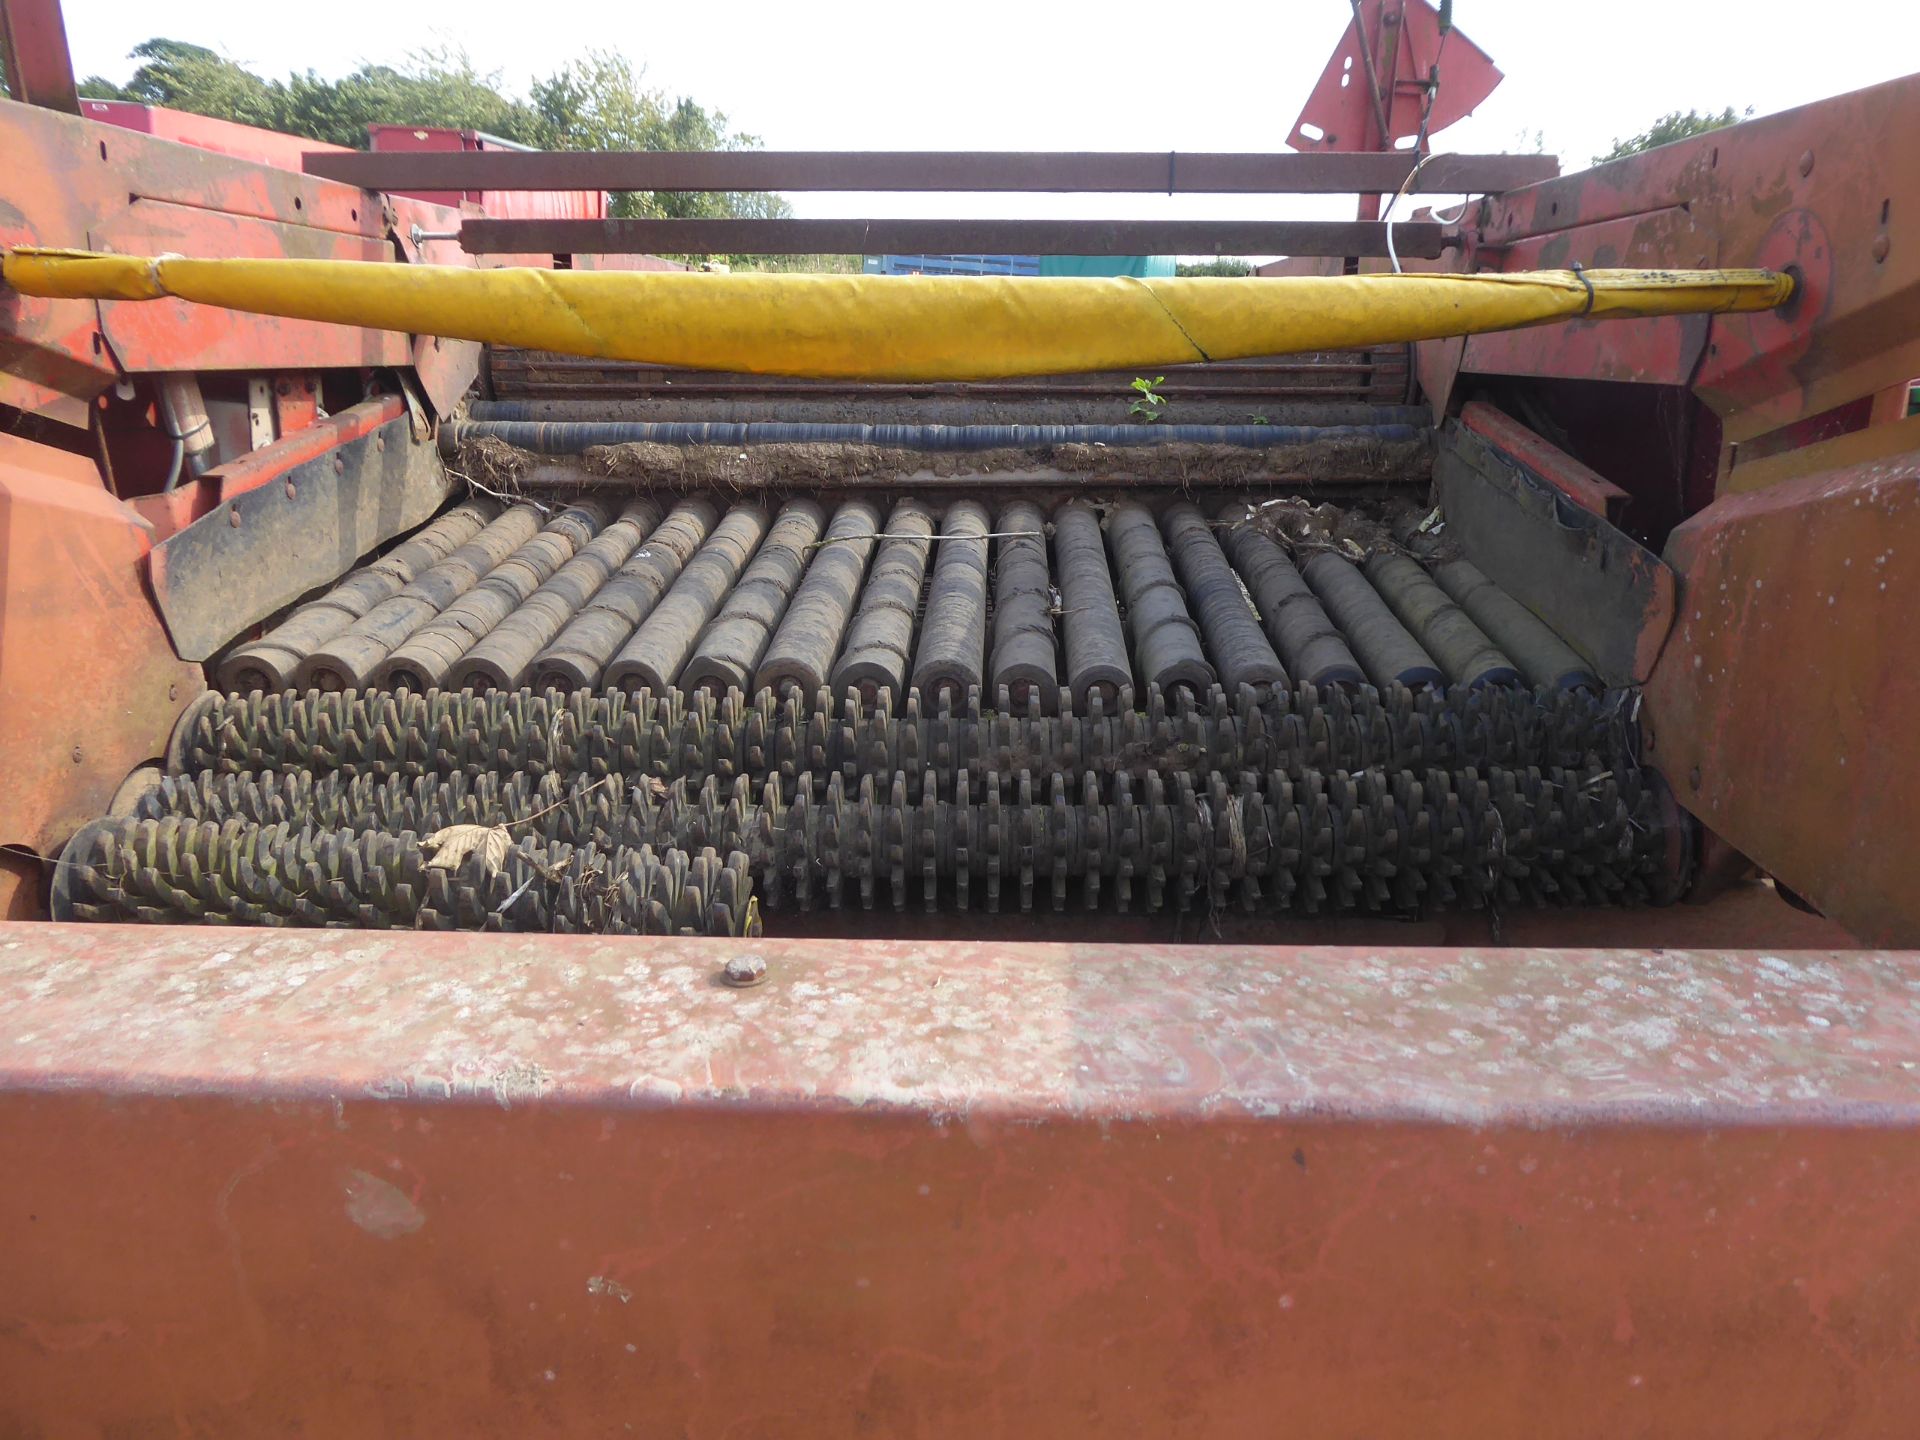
[1175,258,1254,277]
[1593,107,1751,165]
[76,40,789,222]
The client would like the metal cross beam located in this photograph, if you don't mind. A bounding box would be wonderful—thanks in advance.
[303,148,1557,195]
[455,216,1455,259]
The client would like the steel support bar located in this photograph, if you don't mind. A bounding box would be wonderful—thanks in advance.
[3,924,1920,1434]
[457,215,1453,258]
[303,148,1557,195]
[444,418,1422,451]
[0,0,78,113]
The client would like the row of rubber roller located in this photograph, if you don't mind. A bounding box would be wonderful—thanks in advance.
[171,681,1632,798]
[102,759,1663,917]
[215,493,1599,704]
[54,817,758,935]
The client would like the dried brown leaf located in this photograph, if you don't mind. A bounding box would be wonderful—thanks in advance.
[422,823,512,875]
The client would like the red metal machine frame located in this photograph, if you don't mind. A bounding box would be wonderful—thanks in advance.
[8,925,1920,1435]
[3,1,1920,1426]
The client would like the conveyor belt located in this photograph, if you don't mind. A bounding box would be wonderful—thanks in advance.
[219,494,1598,703]
[66,488,1671,936]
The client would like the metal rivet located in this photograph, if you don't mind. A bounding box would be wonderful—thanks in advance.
[1688,766,1702,791]
[168,683,179,701]
[70,746,83,764]
[229,510,242,528]
[1872,233,1891,263]
[275,379,291,396]
[286,481,298,498]
[1799,150,1815,177]
[333,457,345,474]
[376,435,386,451]
[721,954,767,988]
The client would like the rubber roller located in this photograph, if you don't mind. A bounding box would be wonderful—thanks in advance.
[681,499,826,694]
[1215,511,1365,686]
[53,815,757,936]
[1300,552,1444,689]
[756,499,882,697]
[1162,503,1287,697]
[1365,552,1519,689]
[216,499,499,693]
[116,760,1662,920]
[911,500,991,706]
[1429,558,1598,691]
[296,503,545,691]
[832,498,935,704]
[371,503,607,691]
[1106,502,1215,696]
[531,498,716,691]
[454,500,659,691]
[1052,501,1132,711]
[988,500,1059,713]
[170,681,1633,794]
[606,504,769,692]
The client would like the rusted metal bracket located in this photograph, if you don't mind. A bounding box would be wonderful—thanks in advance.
[147,406,453,661]
[1434,415,1676,685]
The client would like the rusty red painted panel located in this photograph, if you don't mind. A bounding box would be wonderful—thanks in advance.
[0,435,203,853]
[1645,444,1920,945]
[0,0,78,113]
[1290,0,1507,157]
[92,206,410,374]
[80,99,354,173]
[1455,73,1920,452]
[0,100,463,417]
[2,923,1920,1434]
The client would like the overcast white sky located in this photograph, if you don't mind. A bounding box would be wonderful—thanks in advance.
[65,0,1920,232]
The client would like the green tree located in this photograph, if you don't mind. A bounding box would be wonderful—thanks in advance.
[76,39,787,231]
[1593,107,1751,165]
[1175,258,1254,277]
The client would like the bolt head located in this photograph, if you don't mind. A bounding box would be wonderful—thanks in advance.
[721,954,767,988]
[1799,150,1815,177]
[70,746,83,764]
[1873,233,1891,263]
[228,510,242,528]
[286,480,298,498]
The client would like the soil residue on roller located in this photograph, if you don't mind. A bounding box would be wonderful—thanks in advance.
[454,433,1430,496]
[1219,494,1403,559]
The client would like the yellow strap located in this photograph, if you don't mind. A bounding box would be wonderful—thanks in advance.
[2,246,1791,382]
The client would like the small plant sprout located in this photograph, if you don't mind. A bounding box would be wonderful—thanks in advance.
[1128,376,1168,422]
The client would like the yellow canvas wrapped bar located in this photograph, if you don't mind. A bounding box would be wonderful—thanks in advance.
[1,247,1792,382]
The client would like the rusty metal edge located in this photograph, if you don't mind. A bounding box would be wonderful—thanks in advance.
[2,921,1918,1126]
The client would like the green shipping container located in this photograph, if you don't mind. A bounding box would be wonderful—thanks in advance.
[1036,255,1177,278]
